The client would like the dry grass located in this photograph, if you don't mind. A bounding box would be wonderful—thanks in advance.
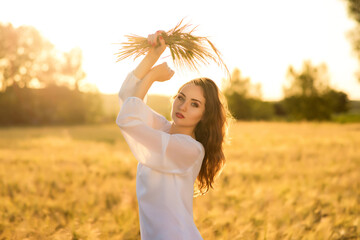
[0,122,359,239]
[115,19,229,77]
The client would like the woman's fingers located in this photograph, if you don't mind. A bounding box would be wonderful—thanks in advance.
[162,62,173,72]
[164,63,175,79]
[149,62,175,82]
[147,34,156,46]
[166,64,175,76]
[148,30,166,47]
[156,31,166,47]
[169,69,175,78]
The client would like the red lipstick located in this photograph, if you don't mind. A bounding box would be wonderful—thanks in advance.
[176,112,185,119]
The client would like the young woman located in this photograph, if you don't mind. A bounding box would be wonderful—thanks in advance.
[116,30,228,240]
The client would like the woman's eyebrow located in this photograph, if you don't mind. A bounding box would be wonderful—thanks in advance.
[179,92,202,104]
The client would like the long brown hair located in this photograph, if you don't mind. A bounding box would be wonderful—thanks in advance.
[177,78,229,196]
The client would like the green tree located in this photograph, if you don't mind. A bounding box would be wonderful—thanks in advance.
[222,68,262,99]
[222,68,274,120]
[281,61,349,120]
[283,60,330,97]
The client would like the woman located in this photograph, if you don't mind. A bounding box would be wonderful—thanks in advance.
[116,30,228,240]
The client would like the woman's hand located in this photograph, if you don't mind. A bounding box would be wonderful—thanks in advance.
[148,62,175,82]
[133,30,167,81]
[148,30,166,56]
[132,62,174,100]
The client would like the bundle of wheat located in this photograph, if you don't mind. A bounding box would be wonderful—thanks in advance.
[115,19,229,77]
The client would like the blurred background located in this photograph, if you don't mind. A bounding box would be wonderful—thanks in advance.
[1,0,360,239]
[1,0,360,124]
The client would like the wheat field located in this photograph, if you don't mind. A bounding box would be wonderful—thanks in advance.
[0,122,359,239]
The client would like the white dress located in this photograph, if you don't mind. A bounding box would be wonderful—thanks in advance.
[116,71,205,240]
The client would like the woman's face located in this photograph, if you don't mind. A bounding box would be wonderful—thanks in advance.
[171,83,206,130]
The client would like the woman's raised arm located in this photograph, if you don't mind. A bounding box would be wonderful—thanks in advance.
[133,31,167,80]
[129,31,175,101]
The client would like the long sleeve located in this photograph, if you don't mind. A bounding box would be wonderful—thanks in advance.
[118,71,168,130]
[118,71,148,107]
[116,97,204,174]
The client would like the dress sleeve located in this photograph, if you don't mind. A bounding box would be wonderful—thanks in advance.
[118,71,148,107]
[118,71,168,130]
[116,97,205,174]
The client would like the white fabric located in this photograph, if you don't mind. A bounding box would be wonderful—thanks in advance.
[116,72,205,240]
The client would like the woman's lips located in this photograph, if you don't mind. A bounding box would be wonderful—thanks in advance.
[176,112,185,119]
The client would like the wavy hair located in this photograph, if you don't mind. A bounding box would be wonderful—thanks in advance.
[177,78,230,196]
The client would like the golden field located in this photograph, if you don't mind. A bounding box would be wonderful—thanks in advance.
[0,122,359,239]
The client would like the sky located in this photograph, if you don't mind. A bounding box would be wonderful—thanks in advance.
[1,0,360,101]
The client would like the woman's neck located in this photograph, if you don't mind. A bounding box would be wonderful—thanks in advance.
[169,123,195,138]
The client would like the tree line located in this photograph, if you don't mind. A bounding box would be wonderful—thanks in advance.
[0,20,359,126]
[223,62,350,121]
[220,0,360,122]
[0,22,103,125]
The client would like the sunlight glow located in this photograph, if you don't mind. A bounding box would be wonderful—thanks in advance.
[1,0,359,100]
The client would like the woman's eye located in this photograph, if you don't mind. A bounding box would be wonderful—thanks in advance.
[191,102,199,108]
[177,95,184,100]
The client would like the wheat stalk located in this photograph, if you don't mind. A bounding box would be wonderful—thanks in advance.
[115,19,230,77]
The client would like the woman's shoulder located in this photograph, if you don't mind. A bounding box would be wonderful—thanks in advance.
[168,132,205,154]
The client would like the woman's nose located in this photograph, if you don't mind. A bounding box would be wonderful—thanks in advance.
[179,102,187,111]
